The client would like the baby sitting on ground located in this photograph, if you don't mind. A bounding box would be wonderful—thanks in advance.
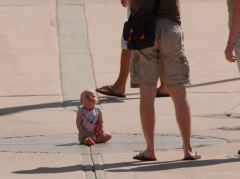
[76,89,111,146]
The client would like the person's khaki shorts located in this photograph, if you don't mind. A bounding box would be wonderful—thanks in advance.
[130,19,190,88]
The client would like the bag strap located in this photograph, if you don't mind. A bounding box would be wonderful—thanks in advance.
[152,0,161,15]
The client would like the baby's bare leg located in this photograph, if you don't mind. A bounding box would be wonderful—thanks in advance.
[78,133,85,144]
[96,131,112,143]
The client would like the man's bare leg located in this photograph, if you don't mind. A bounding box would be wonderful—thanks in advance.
[96,49,130,97]
[157,71,169,95]
[96,49,168,97]
[112,49,130,94]
[157,80,168,94]
[139,85,157,159]
[168,86,200,159]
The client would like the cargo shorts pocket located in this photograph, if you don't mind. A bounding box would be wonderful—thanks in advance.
[179,53,190,81]
[130,52,140,88]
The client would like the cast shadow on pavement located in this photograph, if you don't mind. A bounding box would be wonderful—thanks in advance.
[98,77,240,104]
[12,164,84,174]
[12,157,240,174]
[0,97,138,116]
[98,95,140,105]
[55,142,79,147]
[1,77,239,116]
[0,100,79,116]
[0,95,140,116]
[105,157,240,172]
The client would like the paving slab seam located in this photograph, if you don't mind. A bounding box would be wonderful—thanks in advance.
[82,154,95,179]
[56,0,105,112]
[57,0,104,175]
[82,149,105,179]
[91,151,105,179]
[57,2,104,178]
[57,0,97,104]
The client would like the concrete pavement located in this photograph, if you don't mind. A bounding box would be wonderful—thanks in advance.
[0,0,240,179]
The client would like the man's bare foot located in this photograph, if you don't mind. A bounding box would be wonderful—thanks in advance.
[133,150,156,161]
[183,151,201,160]
[96,85,126,98]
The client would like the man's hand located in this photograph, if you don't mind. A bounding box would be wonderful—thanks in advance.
[121,0,129,7]
[225,43,237,62]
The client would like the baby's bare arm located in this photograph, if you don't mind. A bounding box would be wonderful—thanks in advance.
[76,111,87,136]
[97,111,104,130]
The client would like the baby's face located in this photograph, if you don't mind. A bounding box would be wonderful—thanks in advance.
[82,90,97,109]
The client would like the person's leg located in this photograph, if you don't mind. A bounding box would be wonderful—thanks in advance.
[157,71,169,96]
[111,5,131,93]
[232,36,240,156]
[138,85,157,159]
[112,49,130,94]
[83,137,96,146]
[78,133,85,144]
[167,86,200,159]
[156,52,169,97]
[97,48,167,98]
[236,51,240,72]
[234,34,240,72]
[96,49,130,97]
[130,44,158,160]
[96,131,112,143]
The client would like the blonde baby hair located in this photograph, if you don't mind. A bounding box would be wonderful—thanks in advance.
[80,89,97,105]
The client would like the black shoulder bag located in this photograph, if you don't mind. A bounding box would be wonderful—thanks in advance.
[122,0,161,50]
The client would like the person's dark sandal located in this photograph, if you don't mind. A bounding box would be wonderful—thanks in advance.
[133,152,157,161]
[183,152,201,160]
[96,85,126,98]
[156,91,170,98]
